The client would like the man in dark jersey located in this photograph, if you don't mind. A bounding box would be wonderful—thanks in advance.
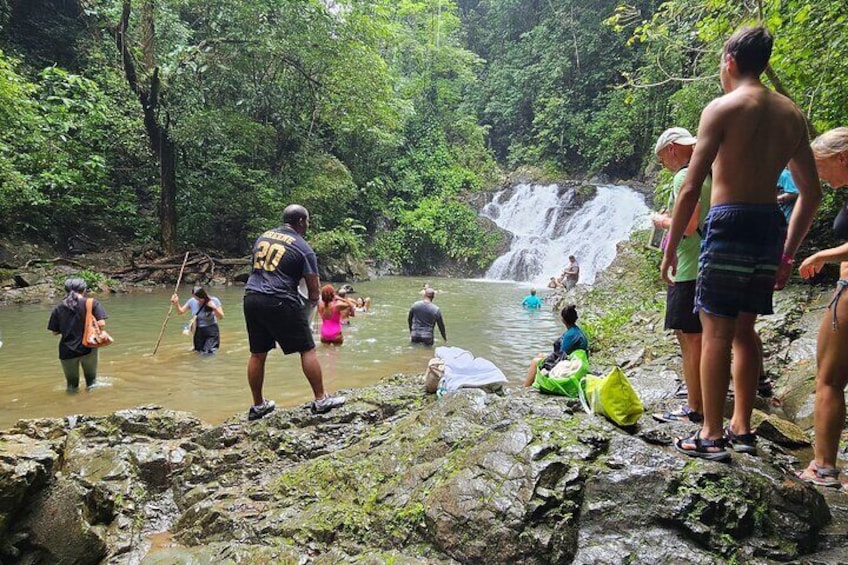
[243,204,345,420]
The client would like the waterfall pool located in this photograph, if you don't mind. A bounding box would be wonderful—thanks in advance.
[0,277,566,428]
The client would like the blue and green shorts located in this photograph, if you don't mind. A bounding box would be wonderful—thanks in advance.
[695,203,786,318]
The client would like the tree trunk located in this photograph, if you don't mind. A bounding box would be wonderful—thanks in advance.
[159,122,177,254]
[114,1,177,254]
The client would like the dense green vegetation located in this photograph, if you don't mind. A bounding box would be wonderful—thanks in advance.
[1,0,846,269]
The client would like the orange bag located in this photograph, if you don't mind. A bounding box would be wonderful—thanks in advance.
[82,298,113,348]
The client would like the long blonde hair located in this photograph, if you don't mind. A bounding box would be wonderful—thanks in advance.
[811,127,848,159]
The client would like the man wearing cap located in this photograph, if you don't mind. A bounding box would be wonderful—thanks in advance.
[651,127,711,425]
[408,288,447,346]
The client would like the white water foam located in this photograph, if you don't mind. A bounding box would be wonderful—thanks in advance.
[481,183,650,285]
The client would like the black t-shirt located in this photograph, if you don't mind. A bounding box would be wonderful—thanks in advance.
[47,297,108,360]
[244,226,318,303]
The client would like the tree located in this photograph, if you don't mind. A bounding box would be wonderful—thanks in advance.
[114,0,178,253]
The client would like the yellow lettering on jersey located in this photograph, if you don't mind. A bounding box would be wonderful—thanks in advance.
[253,240,288,271]
[261,230,296,244]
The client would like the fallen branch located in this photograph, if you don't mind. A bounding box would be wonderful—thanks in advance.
[22,257,87,269]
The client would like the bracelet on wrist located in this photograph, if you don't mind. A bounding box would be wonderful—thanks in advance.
[781,253,795,265]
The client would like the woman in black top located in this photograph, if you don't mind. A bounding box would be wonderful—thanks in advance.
[47,278,108,390]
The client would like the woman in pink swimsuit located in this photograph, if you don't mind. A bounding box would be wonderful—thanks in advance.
[318,284,349,345]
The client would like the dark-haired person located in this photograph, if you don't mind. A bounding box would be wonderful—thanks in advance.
[408,288,446,346]
[561,256,580,289]
[243,204,345,420]
[524,304,588,387]
[662,26,821,461]
[48,278,108,390]
[795,128,848,488]
[171,285,223,354]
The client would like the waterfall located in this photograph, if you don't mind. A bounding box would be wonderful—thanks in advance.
[481,183,651,284]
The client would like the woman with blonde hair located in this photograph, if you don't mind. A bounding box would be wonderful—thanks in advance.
[318,284,350,345]
[796,127,848,488]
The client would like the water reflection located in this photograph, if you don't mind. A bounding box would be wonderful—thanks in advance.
[0,277,564,428]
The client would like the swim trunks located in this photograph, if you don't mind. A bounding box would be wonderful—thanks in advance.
[695,203,786,318]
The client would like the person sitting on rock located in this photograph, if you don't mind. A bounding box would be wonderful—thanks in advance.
[524,304,588,386]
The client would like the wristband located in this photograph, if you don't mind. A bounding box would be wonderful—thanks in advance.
[781,253,794,265]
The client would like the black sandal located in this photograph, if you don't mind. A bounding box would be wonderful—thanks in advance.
[674,429,731,462]
[724,425,757,455]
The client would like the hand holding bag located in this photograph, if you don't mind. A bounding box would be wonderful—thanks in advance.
[83,298,113,348]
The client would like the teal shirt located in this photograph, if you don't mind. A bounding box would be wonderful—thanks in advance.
[559,325,589,355]
[522,294,543,309]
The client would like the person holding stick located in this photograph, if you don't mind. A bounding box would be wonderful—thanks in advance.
[243,204,345,420]
[171,285,224,354]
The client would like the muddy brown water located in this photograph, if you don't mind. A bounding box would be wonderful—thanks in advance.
[0,277,566,429]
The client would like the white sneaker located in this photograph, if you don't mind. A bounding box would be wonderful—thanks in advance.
[248,399,276,421]
[311,394,346,414]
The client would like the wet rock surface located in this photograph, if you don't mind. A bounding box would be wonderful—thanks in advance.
[0,374,844,564]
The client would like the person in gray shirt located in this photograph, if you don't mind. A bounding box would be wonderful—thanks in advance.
[408,288,447,346]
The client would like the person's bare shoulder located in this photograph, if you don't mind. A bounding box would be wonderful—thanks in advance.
[701,92,741,122]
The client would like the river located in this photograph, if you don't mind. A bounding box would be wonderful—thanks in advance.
[0,277,566,428]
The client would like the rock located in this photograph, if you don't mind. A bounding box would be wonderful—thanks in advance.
[12,274,30,288]
[14,477,108,565]
[318,254,369,283]
[753,411,812,448]
[617,347,646,370]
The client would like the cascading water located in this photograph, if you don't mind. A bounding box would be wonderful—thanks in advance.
[481,183,651,284]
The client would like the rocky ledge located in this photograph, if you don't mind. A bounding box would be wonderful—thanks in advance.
[1,374,846,564]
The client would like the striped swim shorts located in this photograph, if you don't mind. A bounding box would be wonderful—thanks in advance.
[695,203,787,318]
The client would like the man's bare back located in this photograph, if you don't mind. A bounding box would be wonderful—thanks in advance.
[665,38,821,286]
[703,84,807,206]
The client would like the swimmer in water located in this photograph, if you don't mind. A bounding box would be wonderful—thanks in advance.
[318,284,351,344]
[354,296,372,313]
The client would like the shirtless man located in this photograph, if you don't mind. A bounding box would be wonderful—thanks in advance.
[661,26,821,461]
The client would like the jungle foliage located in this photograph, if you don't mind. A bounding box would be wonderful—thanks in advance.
[1,0,847,268]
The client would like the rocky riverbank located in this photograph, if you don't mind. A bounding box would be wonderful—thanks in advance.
[1,238,847,564]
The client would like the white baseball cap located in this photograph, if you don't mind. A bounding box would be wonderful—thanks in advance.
[654,127,697,155]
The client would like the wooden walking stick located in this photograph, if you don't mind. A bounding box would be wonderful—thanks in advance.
[152,251,190,355]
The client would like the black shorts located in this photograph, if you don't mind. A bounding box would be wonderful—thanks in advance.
[665,280,702,334]
[411,334,434,346]
[243,293,314,354]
